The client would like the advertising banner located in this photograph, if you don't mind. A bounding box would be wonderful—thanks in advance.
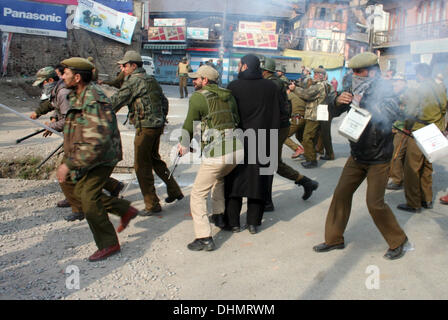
[148,27,186,42]
[233,32,278,50]
[32,0,78,4]
[0,0,67,38]
[154,18,186,27]
[73,0,137,45]
[238,21,276,34]
[32,0,133,13]
[187,27,209,40]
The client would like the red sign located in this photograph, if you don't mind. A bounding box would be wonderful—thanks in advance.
[233,32,278,50]
[148,27,186,42]
[31,0,78,4]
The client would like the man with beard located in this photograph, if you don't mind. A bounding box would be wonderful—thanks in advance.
[312,52,409,260]
[177,65,242,251]
[224,54,279,235]
[57,57,139,262]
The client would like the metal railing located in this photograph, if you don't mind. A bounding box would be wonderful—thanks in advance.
[374,20,448,47]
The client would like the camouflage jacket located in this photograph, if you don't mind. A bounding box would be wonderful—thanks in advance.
[111,67,167,129]
[63,83,123,182]
[294,80,334,121]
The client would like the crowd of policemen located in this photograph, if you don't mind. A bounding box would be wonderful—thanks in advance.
[27,49,447,262]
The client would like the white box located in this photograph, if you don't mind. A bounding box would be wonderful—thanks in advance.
[316,104,329,121]
[412,123,448,163]
[338,104,372,143]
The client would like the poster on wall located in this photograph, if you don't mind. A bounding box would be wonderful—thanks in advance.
[238,21,277,34]
[73,0,137,45]
[148,27,186,42]
[0,0,67,38]
[233,32,278,50]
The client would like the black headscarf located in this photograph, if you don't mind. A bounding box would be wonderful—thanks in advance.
[238,54,262,80]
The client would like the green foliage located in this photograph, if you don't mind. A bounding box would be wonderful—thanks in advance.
[0,156,55,180]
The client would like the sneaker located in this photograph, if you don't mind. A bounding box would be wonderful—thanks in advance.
[139,204,162,216]
[440,194,448,205]
[291,146,304,159]
[187,237,215,251]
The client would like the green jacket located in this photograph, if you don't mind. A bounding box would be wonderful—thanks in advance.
[181,84,241,157]
[265,73,291,128]
[405,79,447,131]
[63,83,123,182]
[288,91,306,116]
[111,67,166,129]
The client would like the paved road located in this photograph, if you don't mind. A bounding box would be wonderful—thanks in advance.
[1,83,448,300]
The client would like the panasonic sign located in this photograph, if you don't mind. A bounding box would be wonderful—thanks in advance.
[0,0,67,38]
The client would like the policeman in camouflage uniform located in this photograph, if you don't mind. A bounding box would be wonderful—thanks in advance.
[178,65,243,251]
[293,67,335,168]
[56,57,139,262]
[397,63,447,213]
[111,51,183,215]
[31,67,124,218]
[261,57,319,211]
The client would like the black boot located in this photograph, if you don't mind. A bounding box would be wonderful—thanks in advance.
[296,176,319,200]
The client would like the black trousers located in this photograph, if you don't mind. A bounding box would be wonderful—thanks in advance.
[226,197,265,227]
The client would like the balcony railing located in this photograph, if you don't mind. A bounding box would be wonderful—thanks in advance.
[374,20,448,47]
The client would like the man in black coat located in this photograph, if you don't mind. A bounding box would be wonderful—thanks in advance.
[224,54,280,234]
[313,52,409,260]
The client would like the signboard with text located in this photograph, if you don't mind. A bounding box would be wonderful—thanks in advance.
[187,27,209,40]
[233,32,278,50]
[32,0,133,13]
[73,0,137,45]
[148,27,186,42]
[238,21,276,34]
[0,0,67,38]
[154,18,186,27]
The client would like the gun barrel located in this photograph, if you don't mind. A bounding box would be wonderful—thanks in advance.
[37,142,64,169]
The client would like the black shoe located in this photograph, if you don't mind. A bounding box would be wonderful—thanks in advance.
[64,212,84,222]
[320,154,334,160]
[421,201,433,209]
[264,202,275,212]
[296,176,319,200]
[386,182,402,190]
[209,214,226,228]
[110,182,125,197]
[187,237,216,251]
[139,204,162,216]
[313,242,345,252]
[165,194,184,203]
[384,237,408,260]
[301,160,318,169]
[397,203,421,213]
[248,225,257,234]
[57,199,71,208]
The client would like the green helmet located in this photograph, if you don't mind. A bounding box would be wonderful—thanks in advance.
[260,57,276,73]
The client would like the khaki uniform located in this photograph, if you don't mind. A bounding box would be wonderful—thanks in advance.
[285,91,306,152]
[403,79,447,208]
[177,61,191,98]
